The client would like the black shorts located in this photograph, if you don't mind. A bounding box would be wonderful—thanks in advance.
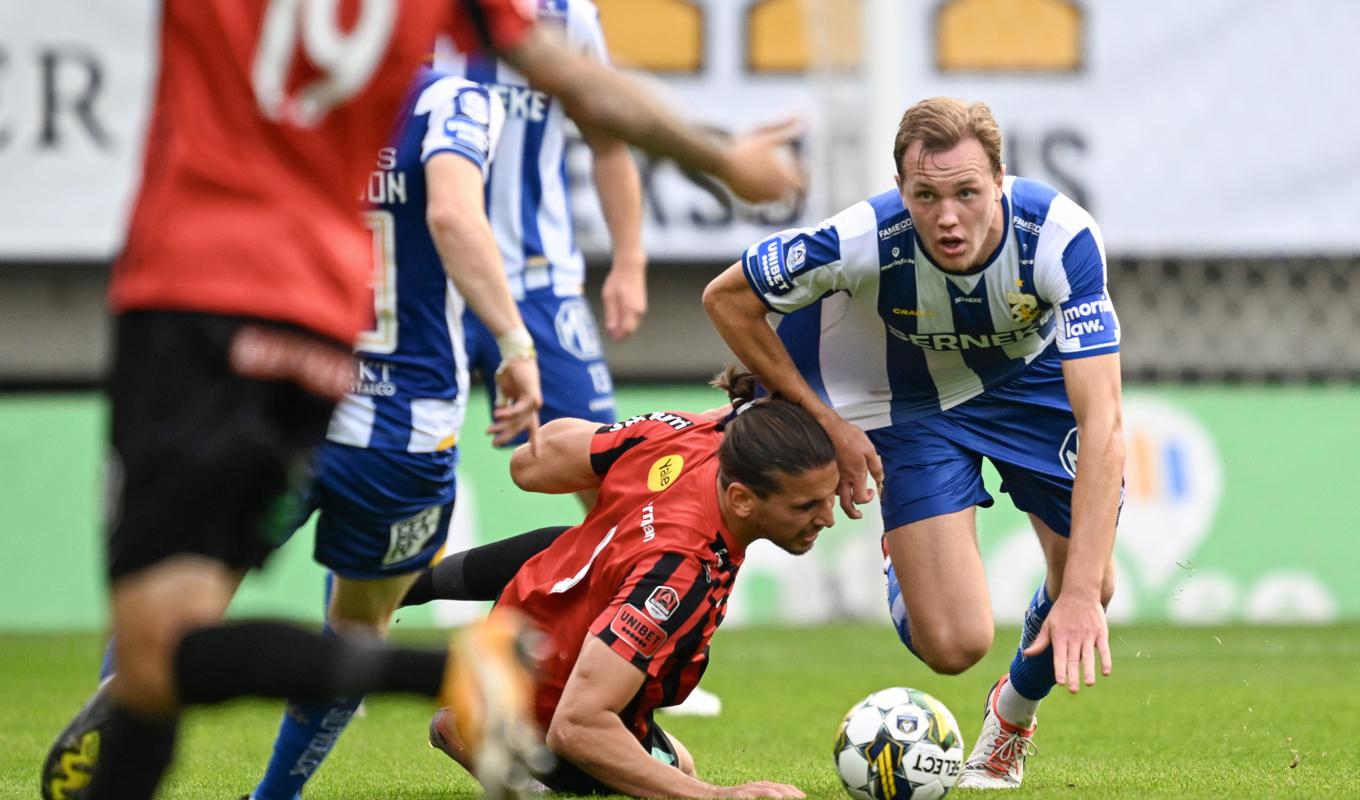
[538,716,679,794]
[105,311,344,581]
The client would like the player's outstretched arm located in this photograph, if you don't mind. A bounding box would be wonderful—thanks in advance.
[499,27,803,204]
[1025,352,1124,693]
[702,264,882,518]
[425,153,542,447]
[509,417,602,495]
[581,122,648,341]
[550,636,805,798]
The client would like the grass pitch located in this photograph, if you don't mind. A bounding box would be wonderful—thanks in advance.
[2,623,1356,799]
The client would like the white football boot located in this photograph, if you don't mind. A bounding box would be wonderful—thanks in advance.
[956,676,1037,789]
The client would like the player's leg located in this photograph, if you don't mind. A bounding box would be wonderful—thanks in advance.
[654,725,697,778]
[883,509,994,674]
[251,571,421,800]
[870,422,996,674]
[252,444,455,800]
[44,311,338,799]
[949,365,1111,788]
[999,515,1116,721]
[45,315,533,799]
[401,525,571,606]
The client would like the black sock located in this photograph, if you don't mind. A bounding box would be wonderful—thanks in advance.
[87,706,178,800]
[401,525,570,606]
[173,621,446,705]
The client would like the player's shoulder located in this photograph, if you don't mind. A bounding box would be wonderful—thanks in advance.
[412,68,497,119]
[1006,175,1095,238]
[601,410,710,437]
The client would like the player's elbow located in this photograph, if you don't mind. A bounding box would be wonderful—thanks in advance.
[509,444,542,492]
[425,203,467,239]
[545,714,592,763]
[701,267,739,321]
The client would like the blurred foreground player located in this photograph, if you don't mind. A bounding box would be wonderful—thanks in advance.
[705,98,1124,789]
[40,0,807,797]
[411,367,832,798]
[242,65,539,800]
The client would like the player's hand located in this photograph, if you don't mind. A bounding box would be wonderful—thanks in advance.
[601,251,647,341]
[719,118,806,204]
[489,356,543,450]
[822,414,883,520]
[1023,592,1111,694]
[720,781,806,798]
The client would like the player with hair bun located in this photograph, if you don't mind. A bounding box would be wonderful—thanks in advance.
[408,367,835,798]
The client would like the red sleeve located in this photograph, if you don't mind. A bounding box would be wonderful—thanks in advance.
[447,0,535,55]
[589,551,714,676]
[589,412,706,478]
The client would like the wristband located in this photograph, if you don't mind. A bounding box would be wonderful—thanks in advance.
[495,327,536,361]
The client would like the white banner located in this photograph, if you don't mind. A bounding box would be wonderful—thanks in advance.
[0,1,159,261]
[2,0,1357,261]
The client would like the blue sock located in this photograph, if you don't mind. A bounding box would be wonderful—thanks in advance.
[1008,583,1056,701]
[253,575,360,800]
[99,637,117,682]
[885,562,922,659]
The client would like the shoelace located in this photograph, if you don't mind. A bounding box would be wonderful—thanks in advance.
[981,731,1039,778]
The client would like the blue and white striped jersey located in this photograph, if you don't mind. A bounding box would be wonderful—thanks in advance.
[743,176,1120,430]
[327,68,506,453]
[440,0,608,299]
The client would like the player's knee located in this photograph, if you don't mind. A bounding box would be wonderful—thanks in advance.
[913,623,992,675]
[1101,570,1117,609]
[664,732,697,777]
[113,627,183,716]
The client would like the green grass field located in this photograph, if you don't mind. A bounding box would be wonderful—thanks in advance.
[3,623,1357,799]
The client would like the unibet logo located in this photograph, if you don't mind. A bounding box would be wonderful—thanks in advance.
[648,455,685,492]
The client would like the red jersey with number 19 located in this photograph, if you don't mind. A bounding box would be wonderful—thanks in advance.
[110,0,533,345]
[497,411,743,739]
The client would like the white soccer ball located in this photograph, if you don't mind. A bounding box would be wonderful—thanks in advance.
[833,687,964,800]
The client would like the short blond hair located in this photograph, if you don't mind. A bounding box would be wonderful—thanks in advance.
[893,97,1003,178]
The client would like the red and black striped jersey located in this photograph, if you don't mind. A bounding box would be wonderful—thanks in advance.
[497,410,742,740]
[112,0,534,345]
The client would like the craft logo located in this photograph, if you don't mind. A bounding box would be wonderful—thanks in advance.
[645,585,680,621]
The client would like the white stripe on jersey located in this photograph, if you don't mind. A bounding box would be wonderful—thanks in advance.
[439,0,607,300]
[814,203,894,430]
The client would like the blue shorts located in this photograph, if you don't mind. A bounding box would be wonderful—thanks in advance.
[464,292,616,445]
[867,355,1079,537]
[289,442,457,579]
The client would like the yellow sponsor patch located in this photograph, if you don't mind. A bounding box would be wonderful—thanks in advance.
[647,455,685,492]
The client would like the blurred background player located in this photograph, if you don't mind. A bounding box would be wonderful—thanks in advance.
[242,65,539,800]
[446,0,646,504]
[417,367,832,798]
[704,97,1123,789]
[40,0,808,796]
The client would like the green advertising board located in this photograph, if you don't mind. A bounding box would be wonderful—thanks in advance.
[1,386,1355,631]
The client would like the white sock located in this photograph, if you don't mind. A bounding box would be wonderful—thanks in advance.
[996,680,1040,729]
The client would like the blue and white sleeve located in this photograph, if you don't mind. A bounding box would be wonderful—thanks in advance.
[420,82,506,175]
[1034,196,1120,359]
[739,199,882,314]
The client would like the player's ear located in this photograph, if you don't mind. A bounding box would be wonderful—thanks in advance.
[725,481,760,518]
[996,162,1006,189]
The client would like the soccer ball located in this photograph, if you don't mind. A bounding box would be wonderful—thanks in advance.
[833,687,964,800]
